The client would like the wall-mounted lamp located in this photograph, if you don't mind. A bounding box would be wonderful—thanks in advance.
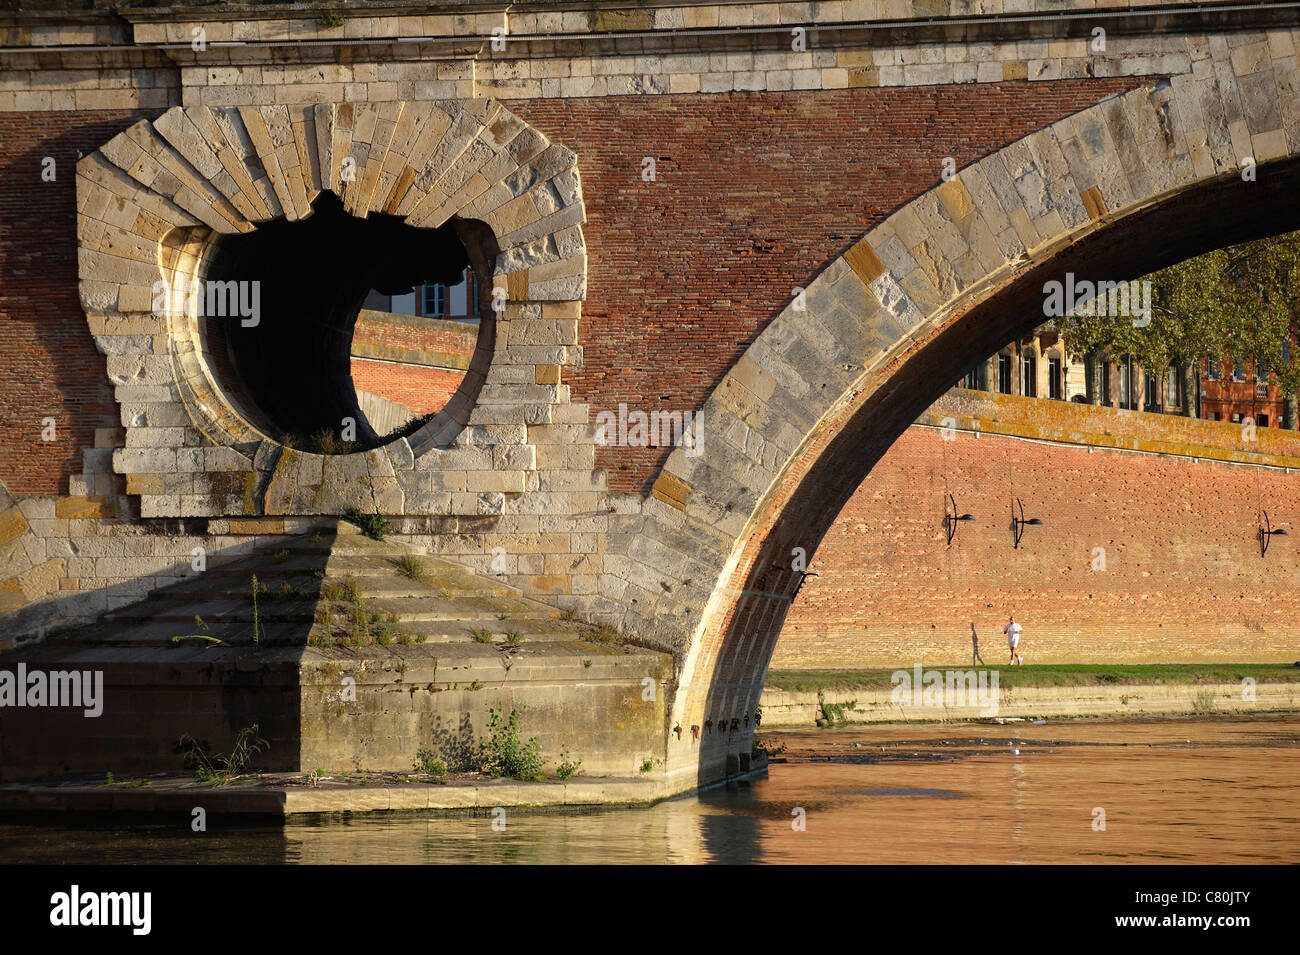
[1257,510,1287,557]
[1009,497,1043,549]
[767,562,818,597]
[942,493,974,546]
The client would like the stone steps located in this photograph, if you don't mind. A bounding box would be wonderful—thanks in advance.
[49,520,610,652]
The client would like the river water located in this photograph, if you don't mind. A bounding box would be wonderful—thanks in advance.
[3,715,1296,864]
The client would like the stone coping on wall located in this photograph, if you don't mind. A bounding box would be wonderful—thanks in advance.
[0,1,1286,48]
[758,683,1300,725]
[924,388,1300,467]
[0,758,780,815]
[3,3,1296,110]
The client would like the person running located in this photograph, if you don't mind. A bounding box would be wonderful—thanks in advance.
[970,621,986,666]
[1003,614,1023,665]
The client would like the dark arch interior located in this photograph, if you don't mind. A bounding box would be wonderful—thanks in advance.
[694,155,1300,785]
[204,191,471,448]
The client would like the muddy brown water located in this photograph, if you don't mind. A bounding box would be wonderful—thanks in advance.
[1,715,1295,864]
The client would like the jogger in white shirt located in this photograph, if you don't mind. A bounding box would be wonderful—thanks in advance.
[1003,614,1023,665]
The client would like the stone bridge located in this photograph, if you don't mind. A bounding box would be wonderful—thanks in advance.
[1,0,1298,792]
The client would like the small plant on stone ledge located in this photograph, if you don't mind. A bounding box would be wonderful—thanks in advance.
[586,623,624,646]
[343,507,390,541]
[321,577,360,604]
[412,748,447,777]
[170,615,229,647]
[478,705,544,781]
[555,746,582,780]
[470,628,493,644]
[177,724,269,786]
[394,553,426,581]
[320,12,345,29]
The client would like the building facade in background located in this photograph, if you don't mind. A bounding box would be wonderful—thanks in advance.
[966,325,1296,427]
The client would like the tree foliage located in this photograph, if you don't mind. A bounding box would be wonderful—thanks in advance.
[1058,230,1300,401]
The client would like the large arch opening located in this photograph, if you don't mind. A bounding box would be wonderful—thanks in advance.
[684,153,1300,787]
[200,191,493,451]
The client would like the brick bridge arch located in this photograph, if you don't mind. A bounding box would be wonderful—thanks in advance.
[616,47,1300,789]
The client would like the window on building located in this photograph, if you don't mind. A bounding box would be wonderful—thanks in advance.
[421,284,444,316]
[1207,356,1219,379]
[1048,356,1062,400]
[1021,351,1037,398]
[1259,414,1269,428]
[1102,362,1112,405]
[418,267,479,320]
[998,353,1012,394]
[1231,412,1242,423]
[1233,356,1245,380]
[1145,372,1159,411]
[961,367,979,390]
[1166,367,1180,407]
[1284,338,1291,366]
[1206,411,1218,421]
[1118,356,1134,409]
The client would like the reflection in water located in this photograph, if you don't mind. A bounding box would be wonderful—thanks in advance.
[2,716,1296,864]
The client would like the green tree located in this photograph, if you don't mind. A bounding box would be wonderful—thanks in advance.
[1059,230,1300,425]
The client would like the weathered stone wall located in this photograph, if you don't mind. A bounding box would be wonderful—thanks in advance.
[0,640,672,782]
[299,644,672,777]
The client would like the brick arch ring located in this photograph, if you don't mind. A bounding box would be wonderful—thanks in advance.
[76,100,586,518]
[601,44,1300,787]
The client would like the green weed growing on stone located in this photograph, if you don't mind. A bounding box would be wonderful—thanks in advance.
[413,749,447,776]
[478,705,543,780]
[816,690,856,726]
[555,747,582,780]
[321,577,360,603]
[343,507,390,541]
[271,549,290,564]
[178,724,268,785]
[586,623,623,645]
[505,631,521,645]
[470,628,493,644]
[394,553,426,580]
[170,615,229,647]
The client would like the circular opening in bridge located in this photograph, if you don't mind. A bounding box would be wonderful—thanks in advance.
[202,192,492,452]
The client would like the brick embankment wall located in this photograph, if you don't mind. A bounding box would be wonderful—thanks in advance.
[773,407,1300,669]
[348,310,478,415]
